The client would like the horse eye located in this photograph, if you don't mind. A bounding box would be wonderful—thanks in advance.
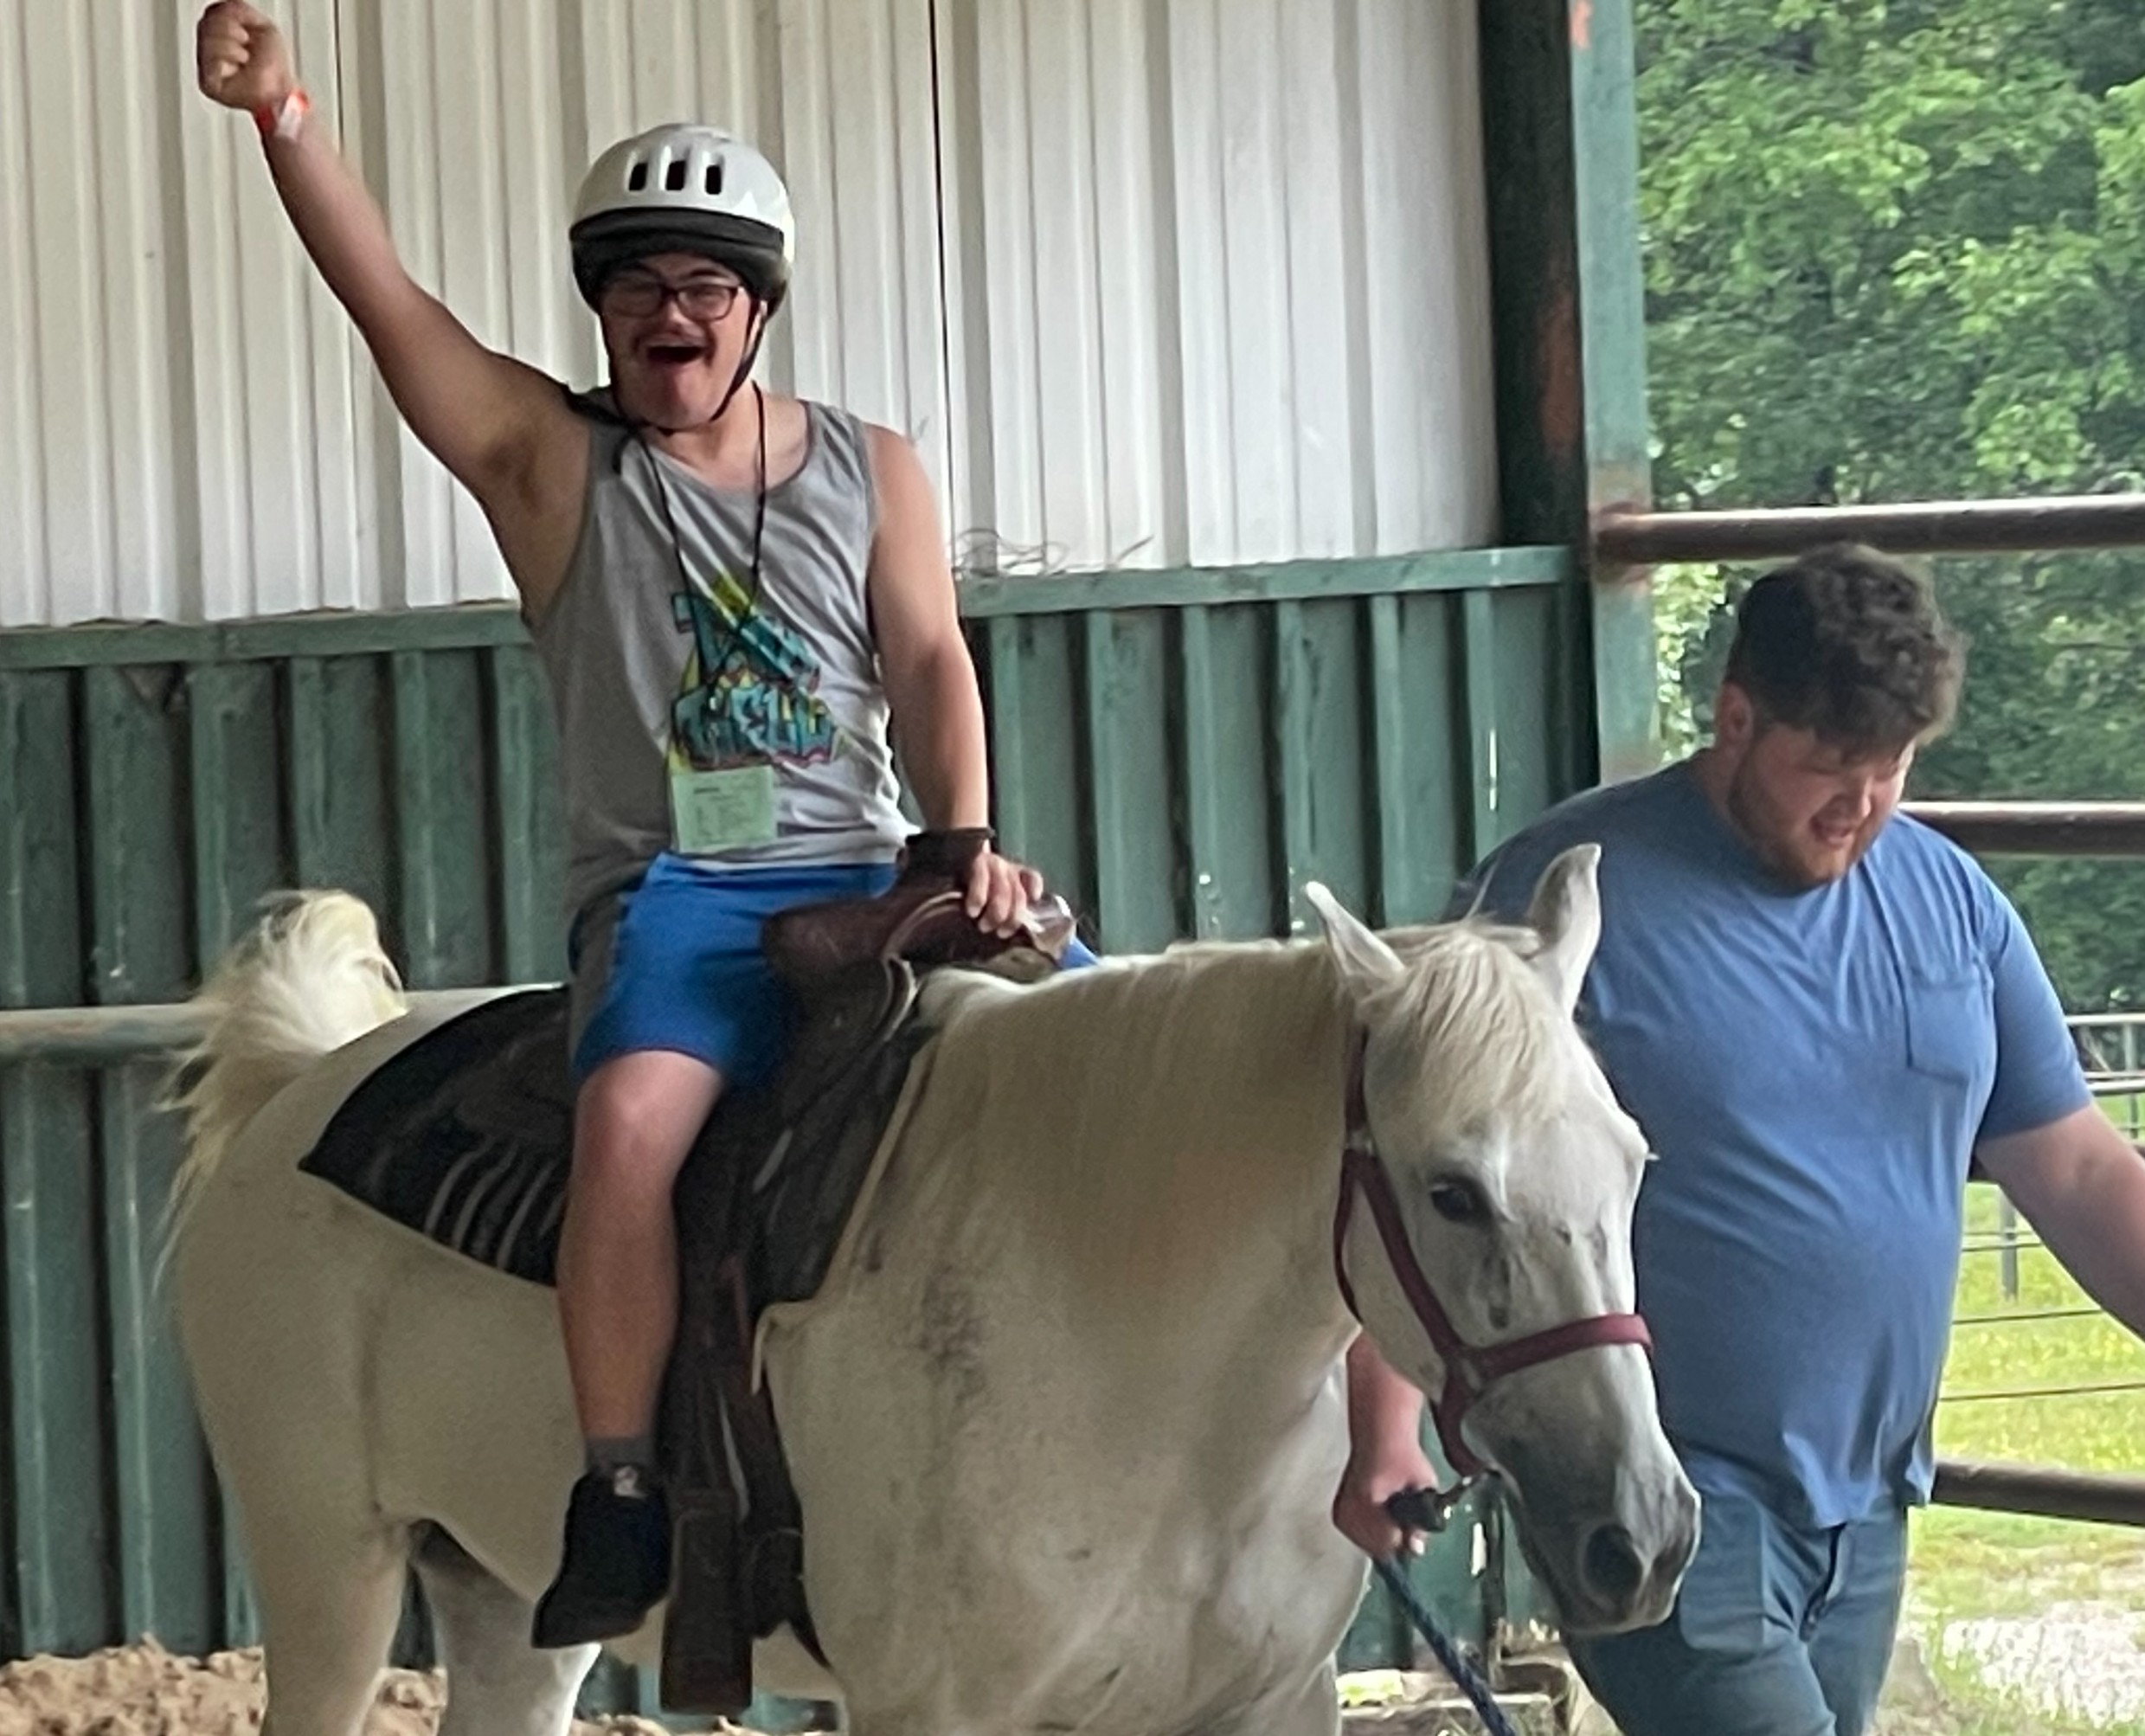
[1428,1178,1490,1225]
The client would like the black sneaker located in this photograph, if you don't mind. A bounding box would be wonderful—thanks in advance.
[530,1468,672,1648]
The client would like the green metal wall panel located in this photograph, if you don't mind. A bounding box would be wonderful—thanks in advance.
[0,641,575,1671]
[82,667,222,1653]
[1366,594,1462,926]
[974,580,1572,953]
[1273,598,1374,932]
[491,646,570,986]
[1,670,104,1659]
[983,614,1093,923]
[2,1064,106,1659]
[1080,611,1178,955]
[0,547,1587,1684]
[1174,606,1269,938]
[390,650,496,990]
[287,654,395,908]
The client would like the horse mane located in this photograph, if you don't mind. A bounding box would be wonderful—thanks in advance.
[928,914,1566,1149]
[846,914,1565,1331]
[895,942,1351,1308]
[904,916,1569,1264]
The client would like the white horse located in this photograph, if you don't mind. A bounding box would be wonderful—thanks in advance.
[167,844,1697,1736]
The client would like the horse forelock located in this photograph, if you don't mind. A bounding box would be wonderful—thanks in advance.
[1371,919,1576,1142]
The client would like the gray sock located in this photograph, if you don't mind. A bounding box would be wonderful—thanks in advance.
[585,1435,658,1495]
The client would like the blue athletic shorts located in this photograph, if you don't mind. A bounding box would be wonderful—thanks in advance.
[568,852,1098,1089]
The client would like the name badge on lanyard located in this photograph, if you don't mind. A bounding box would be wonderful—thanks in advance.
[669,763,778,854]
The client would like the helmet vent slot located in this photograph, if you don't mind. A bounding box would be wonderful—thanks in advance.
[626,160,649,193]
[704,161,723,196]
[664,158,689,193]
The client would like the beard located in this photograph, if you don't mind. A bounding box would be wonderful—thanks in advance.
[1724,760,1881,890]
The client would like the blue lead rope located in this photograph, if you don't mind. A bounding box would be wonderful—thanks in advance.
[1370,1555,1524,1736]
[1371,1488,1522,1736]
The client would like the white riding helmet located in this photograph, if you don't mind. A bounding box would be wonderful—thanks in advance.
[569,123,796,312]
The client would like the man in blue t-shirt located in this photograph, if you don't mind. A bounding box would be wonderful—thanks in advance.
[1334,545,2145,1735]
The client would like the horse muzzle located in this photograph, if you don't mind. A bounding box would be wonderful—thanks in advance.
[1493,1439,1700,1636]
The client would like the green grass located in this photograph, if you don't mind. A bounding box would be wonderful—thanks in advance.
[1921,1670,2145,1736]
[1894,1184,2145,1730]
[1921,1187,2145,1594]
[2090,1091,2145,1143]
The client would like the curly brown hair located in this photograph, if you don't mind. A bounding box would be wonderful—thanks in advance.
[1723,543,1965,755]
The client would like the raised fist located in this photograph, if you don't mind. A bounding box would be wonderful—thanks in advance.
[196,3,296,112]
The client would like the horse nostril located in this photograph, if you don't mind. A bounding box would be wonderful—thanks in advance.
[1582,1521,1646,1606]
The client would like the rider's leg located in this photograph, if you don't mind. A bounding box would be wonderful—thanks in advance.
[560,1048,724,1455]
[532,856,899,1647]
[533,1046,722,1647]
[533,848,1052,1646]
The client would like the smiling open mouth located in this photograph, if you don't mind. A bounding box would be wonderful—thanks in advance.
[645,342,708,365]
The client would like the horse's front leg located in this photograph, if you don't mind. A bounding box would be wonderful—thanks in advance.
[1196,1662,1342,1736]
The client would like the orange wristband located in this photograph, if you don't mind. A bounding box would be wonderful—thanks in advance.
[252,87,310,143]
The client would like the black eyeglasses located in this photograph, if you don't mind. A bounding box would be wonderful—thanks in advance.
[600,273,744,320]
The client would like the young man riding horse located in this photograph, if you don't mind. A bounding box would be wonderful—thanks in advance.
[195,0,1089,1647]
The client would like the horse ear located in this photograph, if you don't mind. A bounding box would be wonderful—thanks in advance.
[1525,843,1602,1015]
[1306,881,1403,992]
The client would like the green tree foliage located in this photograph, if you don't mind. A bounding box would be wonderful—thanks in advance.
[1637,0,2145,1008]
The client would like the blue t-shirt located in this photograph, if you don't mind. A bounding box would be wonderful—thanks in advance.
[1457,763,2088,1525]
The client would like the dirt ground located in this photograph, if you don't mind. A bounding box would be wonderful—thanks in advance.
[0,1646,1555,1736]
[0,1647,1575,1736]
[0,1643,693,1736]
[0,1634,2055,1736]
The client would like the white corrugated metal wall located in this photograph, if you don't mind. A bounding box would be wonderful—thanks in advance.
[0,0,1496,627]
[939,0,1498,572]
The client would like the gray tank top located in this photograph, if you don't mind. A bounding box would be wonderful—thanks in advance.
[533,400,909,916]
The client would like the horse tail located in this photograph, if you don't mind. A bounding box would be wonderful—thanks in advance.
[164,891,406,1241]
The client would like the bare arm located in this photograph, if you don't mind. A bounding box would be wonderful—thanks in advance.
[196,3,583,610]
[1335,1334,1439,1559]
[862,424,1042,930]
[1979,1105,2145,1339]
[864,426,988,831]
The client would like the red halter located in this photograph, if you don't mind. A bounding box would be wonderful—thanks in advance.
[1333,1029,1654,1481]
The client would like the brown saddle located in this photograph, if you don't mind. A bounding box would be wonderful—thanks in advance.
[761,826,1076,993]
[658,829,1073,1713]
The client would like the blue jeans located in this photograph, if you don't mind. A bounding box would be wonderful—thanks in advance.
[1565,1491,1907,1736]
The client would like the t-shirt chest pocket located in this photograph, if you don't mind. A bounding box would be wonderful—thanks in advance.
[1903,961,1994,1087]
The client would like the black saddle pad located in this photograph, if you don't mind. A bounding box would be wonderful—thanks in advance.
[299,989,577,1285]
[297,963,939,1300]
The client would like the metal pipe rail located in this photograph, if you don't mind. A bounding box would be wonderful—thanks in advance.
[1595,493,2145,565]
[1933,1459,2145,1528]
[0,987,532,1069]
[1902,802,2145,858]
